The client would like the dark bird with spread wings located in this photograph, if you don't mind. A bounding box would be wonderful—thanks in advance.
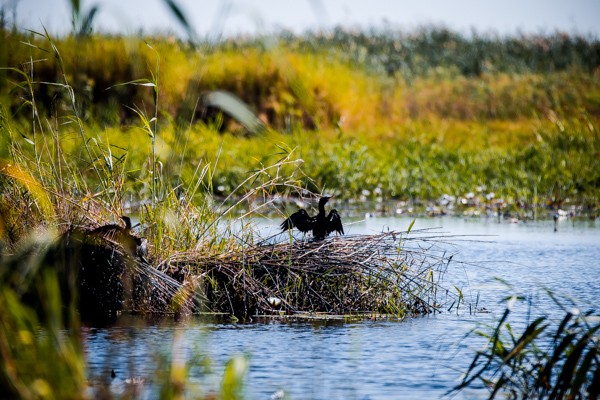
[89,216,147,258]
[280,196,344,240]
[90,215,133,240]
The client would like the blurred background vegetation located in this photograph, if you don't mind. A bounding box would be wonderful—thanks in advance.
[0,24,599,212]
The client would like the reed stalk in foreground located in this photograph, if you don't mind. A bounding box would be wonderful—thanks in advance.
[0,227,252,399]
[451,289,600,399]
[0,229,87,399]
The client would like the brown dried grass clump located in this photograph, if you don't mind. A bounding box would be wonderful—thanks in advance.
[40,218,465,322]
[155,228,463,320]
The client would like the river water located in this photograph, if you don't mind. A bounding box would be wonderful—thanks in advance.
[83,216,599,399]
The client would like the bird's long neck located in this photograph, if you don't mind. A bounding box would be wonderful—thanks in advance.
[318,200,327,217]
[121,216,132,231]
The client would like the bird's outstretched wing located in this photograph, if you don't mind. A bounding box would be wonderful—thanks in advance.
[89,223,123,241]
[326,209,344,235]
[88,221,140,256]
[280,209,314,233]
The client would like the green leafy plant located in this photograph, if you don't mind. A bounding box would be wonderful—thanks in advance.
[452,291,600,399]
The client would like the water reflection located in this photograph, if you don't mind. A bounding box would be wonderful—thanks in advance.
[83,217,598,399]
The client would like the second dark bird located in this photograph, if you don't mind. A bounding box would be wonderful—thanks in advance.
[89,216,147,258]
[280,195,344,240]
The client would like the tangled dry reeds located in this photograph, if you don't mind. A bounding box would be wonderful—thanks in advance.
[148,228,465,320]
[48,223,468,321]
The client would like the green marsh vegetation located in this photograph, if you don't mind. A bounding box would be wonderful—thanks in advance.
[1,26,599,213]
[1,19,600,398]
[452,287,600,399]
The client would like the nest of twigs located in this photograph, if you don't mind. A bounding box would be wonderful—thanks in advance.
[55,226,466,321]
[154,229,464,320]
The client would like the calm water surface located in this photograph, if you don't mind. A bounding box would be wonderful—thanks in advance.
[83,216,599,399]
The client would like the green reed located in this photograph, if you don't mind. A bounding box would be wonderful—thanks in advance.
[452,290,600,399]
